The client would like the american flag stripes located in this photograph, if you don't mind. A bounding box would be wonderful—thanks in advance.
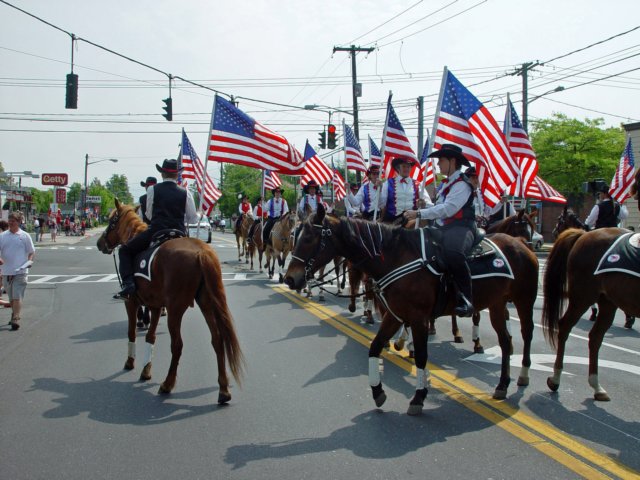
[411,135,435,185]
[181,129,222,216]
[343,123,367,172]
[432,69,518,208]
[526,175,566,204]
[609,138,635,203]
[264,170,282,191]
[333,169,346,201]
[369,136,382,167]
[300,141,333,187]
[207,95,305,175]
[382,95,418,179]
[504,96,539,197]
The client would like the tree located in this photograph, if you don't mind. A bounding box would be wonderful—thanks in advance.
[530,114,625,203]
[30,187,53,214]
[105,174,133,205]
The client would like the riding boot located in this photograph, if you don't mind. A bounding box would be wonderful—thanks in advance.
[451,264,474,318]
[117,246,136,296]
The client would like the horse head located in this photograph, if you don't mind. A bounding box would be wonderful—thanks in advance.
[96,199,145,254]
[284,204,339,290]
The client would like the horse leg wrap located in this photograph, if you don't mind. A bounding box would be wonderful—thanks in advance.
[551,368,562,385]
[588,374,607,396]
[128,341,136,359]
[368,357,381,387]
[505,318,512,336]
[142,342,154,366]
[415,368,430,390]
[472,325,480,341]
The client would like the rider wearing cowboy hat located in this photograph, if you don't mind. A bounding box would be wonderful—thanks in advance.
[298,180,321,215]
[379,156,431,222]
[347,165,382,220]
[138,176,158,224]
[404,144,477,317]
[263,186,289,244]
[585,183,628,230]
[344,183,360,217]
[464,166,486,223]
[117,159,198,297]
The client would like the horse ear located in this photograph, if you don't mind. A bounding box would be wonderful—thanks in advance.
[315,202,326,223]
[115,198,121,209]
[517,209,524,219]
[562,205,568,214]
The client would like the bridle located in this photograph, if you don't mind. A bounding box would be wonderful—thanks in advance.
[101,209,122,252]
[290,222,333,280]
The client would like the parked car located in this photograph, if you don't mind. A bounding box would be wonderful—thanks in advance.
[532,230,544,251]
[188,220,212,243]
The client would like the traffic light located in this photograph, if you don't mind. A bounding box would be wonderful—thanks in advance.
[162,97,173,121]
[327,124,337,149]
[318,130,326,149]
[65,73,78,109]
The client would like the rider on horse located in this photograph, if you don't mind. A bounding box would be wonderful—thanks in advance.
[117,159,198,297]
[347,165,382,220]
[235,194,252,233]
[584,183,628,230]
[247,196,266,242]
[344,183,360,217]
[464,166,487,226]
[298,180,320,215]
[404,144,477,317]
[263,186,289,244]
[379,157,430,222]
[138,176,157,224]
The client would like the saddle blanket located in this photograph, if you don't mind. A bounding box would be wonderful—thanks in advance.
[594,232,640,278]
[468,238,514,280]
[133,246,161,282]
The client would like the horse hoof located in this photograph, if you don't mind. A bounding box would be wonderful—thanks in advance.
[473,346,484,354]
[492,388,507,400]
[140,363,152,381]
[393,339,405,351]
[218,392,232,404]
[594,392,611,402]
[124,357,135,370]
[517,376,529,387]
[137,320,144,329]
[428,327,436,336]
[158,382,172,395]
[407,404,423,416]
[372,383,387,408]
[454,336,464,344]
[546,377,559,392]
[278,274,284,284]
[624,317,635,329]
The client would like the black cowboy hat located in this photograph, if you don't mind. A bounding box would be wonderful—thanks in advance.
[597,183,611,194]
[465,166,477,177]
[428,144,470,167]
[271,186,285,194]
[303,180,319,194]
[140,176,158,188]
[391,156,418,171]
[155,158,183,174]
[366,165,381,175]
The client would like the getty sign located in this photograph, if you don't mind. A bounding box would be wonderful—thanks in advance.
[42,173,69,186]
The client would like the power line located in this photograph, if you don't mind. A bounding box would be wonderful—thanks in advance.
[344,0,425,45]
[538,97,640,122]
[544,25,640,64]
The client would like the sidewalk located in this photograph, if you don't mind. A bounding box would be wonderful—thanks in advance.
[31,226,107,246]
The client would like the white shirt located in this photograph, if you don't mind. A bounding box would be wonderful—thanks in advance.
[34,219,40,228]
[585,200,629,228]
[0,229,35,275]
[298,194,318,215]
[265,197,289,217]
[348,184,380,214]
[418,170,472,226]
[145,178,199,225]
[379,176,431,213]
[344,195,358,216]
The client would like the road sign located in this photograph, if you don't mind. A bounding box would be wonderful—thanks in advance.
[86,195,102,203]
[55,189,66,204]
[42,173,69,186]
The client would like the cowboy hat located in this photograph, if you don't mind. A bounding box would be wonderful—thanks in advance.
[302,180,319,194]
[366,165,381,175]
[271,186,285,194]
[155,158,183,174]
[391,156,418,171]
[140,176,158,188]
[428,144,470,167]
[349,183,360,191]
[597,183,611,194]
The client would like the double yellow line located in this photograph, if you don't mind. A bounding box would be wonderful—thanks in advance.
[273,285,639,480]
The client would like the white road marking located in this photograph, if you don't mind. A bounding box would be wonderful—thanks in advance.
[28,272,261,284]
[61,275,93,283]
[31,275,58,284]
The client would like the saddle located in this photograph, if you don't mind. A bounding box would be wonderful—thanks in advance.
[134,229,186,281]
[594,231,640,278]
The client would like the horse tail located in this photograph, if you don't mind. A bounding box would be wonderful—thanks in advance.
[197,248,245,385]
[542,228,585,348]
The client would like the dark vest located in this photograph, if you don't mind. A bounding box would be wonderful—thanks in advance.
[441,175,476,226]
[595,199,620,229]
[139,194,150,224]
[150,181,187,233]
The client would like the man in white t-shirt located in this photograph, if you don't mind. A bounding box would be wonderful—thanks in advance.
[0,211,36,330]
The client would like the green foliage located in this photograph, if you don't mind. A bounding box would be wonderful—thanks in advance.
[30,187,53,214]
[105,174,133,205]
[530,114,625,200]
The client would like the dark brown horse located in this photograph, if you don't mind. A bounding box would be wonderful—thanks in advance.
[285,205,538,415]
[542,227,640,401]
[96,200,244,404]
[552,205,587,240]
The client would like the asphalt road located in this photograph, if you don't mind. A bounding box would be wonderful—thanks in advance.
[1,231,639,479]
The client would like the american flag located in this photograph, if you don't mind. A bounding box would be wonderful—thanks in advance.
[503,97,538,198]
[333,169,346,201]
[181,129,222,216]
[609,138,635,203]
[382,94,417,178]
[207,95,305,175]
[369,136,382,167]
[343,123,367,172]
[411,135,435,185]
[432,69,518,208]
[527,175,566,204]
[300,140,333,187]
[264,170,282,191]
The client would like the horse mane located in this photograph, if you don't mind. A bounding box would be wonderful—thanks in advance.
[333,216,416,258]
[114,203,147,242]
[487,210,536,237]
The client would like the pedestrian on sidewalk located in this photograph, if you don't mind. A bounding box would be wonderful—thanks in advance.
[0,220,9,308]
[0,212,35,330]
[34,217,41,242]
[49,218,57,242]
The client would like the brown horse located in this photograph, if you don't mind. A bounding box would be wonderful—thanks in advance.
[264,212,296,282]
[235,213,252,263]
[285,205,538,415]
[247,221,264,272]
[96,200,244,404]
[552,205,587,240]
[542,227,639,401]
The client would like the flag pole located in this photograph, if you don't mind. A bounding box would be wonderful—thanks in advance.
[342,118,348,187]
[373,90,392,222]
[260,169,265,243]
[197,95,217,239]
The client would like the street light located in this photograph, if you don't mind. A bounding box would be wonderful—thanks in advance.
[528,85,565,104]
[83,154,118,218]
[524,86,564,132]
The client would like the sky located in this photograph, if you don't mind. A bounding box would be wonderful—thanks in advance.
[1,0,639,199]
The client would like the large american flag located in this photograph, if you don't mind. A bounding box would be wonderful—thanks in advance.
[333,169,346,201]
[181,129,222,216]
[343,123,367,172]
[300,141,333,187]
[504,97,539,197]
[382,94,418,179]
[264,169,282,190]
[432,69,518,208]
[207,95,305,175]
[527,175,566,204]
[411,135,435,185]
[369,136,382,167]
[609,138,635,203]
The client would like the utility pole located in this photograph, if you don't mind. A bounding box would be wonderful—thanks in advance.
[417,96,424,159]
[509,61,541,133]
[332,44,374,182]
